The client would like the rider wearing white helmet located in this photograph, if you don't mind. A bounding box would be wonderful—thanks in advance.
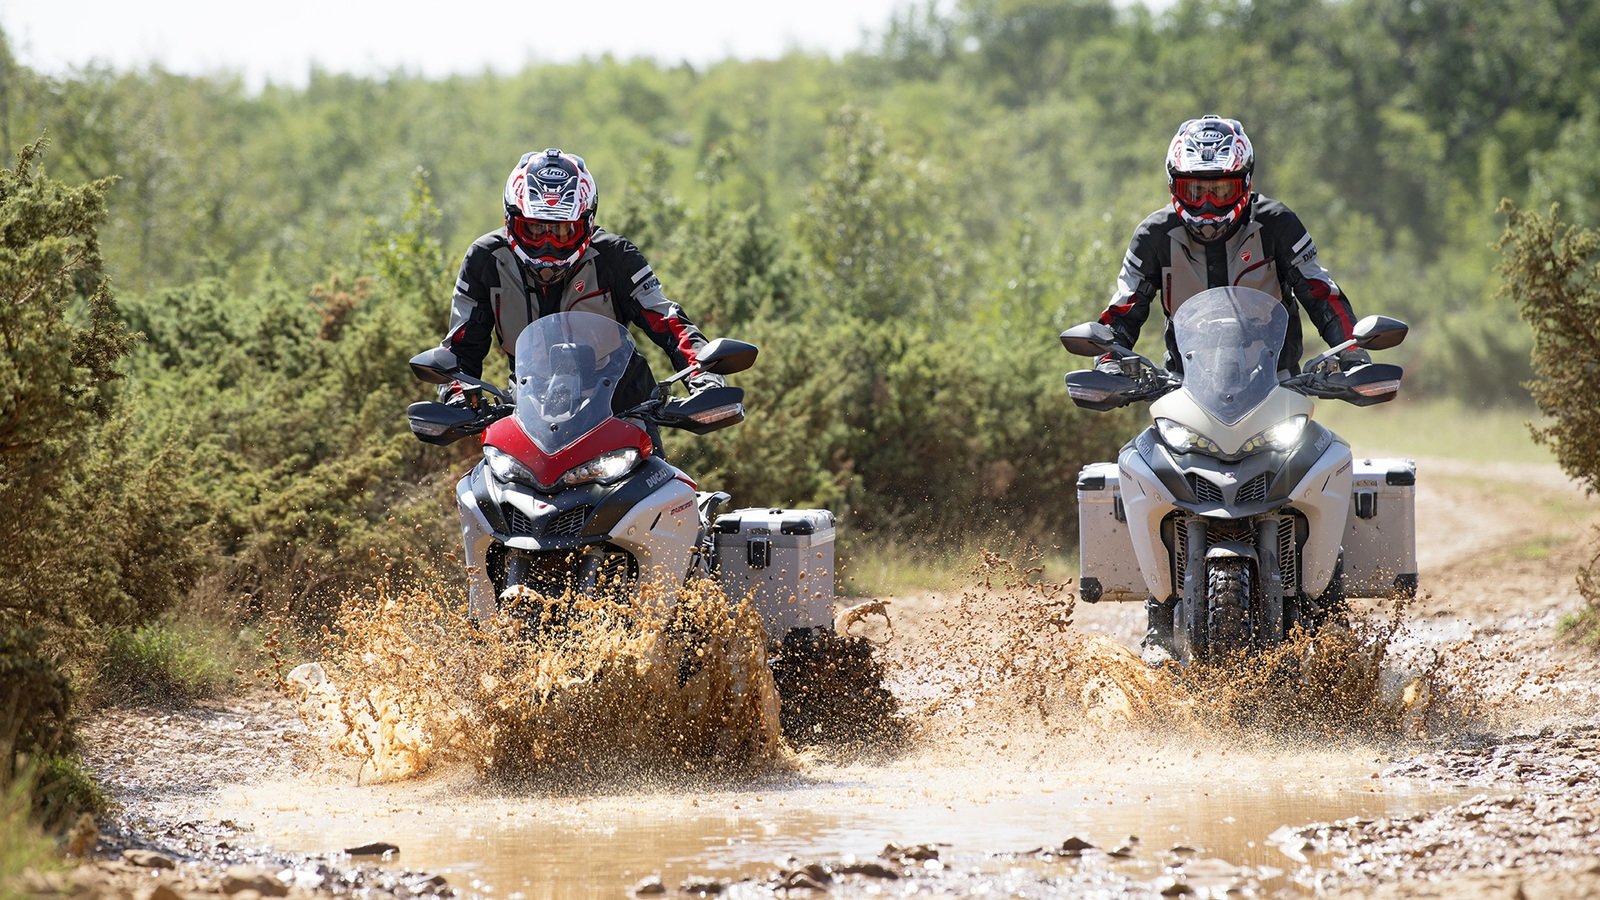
[1096,116,1365,665]
[435,149,721,447]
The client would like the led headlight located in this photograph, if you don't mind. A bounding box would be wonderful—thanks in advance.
[483,446,536,486]
[560,447,642,487]
[1240,414,1309,453]
[1156,417,1221,454]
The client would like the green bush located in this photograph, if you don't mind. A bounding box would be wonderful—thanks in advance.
[1499,201,1600,644]
[98,622,238,705]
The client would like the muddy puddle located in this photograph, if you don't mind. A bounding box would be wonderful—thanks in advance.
[198,743,1478,898]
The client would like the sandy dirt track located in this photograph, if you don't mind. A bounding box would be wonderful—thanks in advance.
[22,455,1600,899]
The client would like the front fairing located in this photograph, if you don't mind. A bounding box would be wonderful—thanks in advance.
[465,454,684,552]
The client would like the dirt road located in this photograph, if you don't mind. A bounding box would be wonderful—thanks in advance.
[39,456,1600,899]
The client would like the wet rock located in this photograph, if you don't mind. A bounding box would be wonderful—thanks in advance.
[679,875,725,895]
[145,885,186,900]
[344,842,399,857]
[124,849,177,869]
[222,866,289,897]
[1059,836,1096,856]
[1157,877,1193,896]
[1169,845,1198,855]
[786,863,831,886]
[630,875,666,895]
[778,870,829,891]
[835,860,900,879]
[883,842,940,861]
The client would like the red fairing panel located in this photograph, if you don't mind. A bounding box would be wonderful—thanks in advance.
[483,416,653,487]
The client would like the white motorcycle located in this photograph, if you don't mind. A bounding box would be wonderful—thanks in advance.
[1061,287,1415,663]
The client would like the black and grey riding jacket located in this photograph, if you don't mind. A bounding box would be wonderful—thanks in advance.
[440,227,713,412]
[1099,195,1356,373]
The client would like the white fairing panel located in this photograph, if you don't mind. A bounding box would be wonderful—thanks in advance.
[456,472,499,620]
[1118,443,1179,601]
[1285,441,1353,597]
[607,478,699,595]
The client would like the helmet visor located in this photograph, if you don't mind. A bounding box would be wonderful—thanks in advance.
[1173,175,1247,208]
[510,216,587,250]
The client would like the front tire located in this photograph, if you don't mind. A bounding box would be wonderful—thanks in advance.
[1206,558,1253,657]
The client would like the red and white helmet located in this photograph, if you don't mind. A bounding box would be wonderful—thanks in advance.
[503,148,598,283]
[1166,115,1255,243]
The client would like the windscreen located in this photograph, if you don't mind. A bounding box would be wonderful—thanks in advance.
[512,312,636,453]
[1170,287,1289,425]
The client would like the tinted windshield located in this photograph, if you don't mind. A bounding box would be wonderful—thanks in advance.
[512,312,636,453]
[1171,287,1288,425]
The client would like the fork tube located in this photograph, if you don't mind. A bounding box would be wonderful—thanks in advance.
[1257,516,1283,645]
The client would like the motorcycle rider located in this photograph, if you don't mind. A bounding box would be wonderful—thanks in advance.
[1094,115,1365,665]
[434,148,722,454]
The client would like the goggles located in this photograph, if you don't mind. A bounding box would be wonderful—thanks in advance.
[1173,175,1247,208]
[510,216,586,250]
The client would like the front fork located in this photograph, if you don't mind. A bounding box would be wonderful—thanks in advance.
[1176,514,1286,649]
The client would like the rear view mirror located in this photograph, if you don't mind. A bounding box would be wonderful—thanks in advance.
[1060,322,1118,357]
[409,347,461,384]
[697,339,759,376]
[1353,316,1408,352]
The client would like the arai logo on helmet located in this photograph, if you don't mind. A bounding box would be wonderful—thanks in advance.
[535,166,572,181]
[1197,129,1227,142]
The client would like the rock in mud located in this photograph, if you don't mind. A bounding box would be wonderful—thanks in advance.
[123,849,177,869]
[630,875,666,895]
[883,842,940,861]
[221,866,289,897]
[1059,836,1096,856]
[343,842,399,857]
[834,860,900,879]
[678,875,725,896]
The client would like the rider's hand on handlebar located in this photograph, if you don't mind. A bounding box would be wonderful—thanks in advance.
[1095,355,1124,376]
[1336,347,1371,373]
[441,381,482,411]
[688,372,727,394]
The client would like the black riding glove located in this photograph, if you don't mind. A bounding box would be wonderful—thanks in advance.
[1336,348,1372,373]
[440,381,481,410]
[688,372,727,394]
[1095,355,1125,376]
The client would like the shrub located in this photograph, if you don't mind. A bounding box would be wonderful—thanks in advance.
[1499,201,1600,643]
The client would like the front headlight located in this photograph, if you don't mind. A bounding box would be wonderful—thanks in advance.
[1156,417,1221,454]
[1240,414,1309,453]
[484,446,536,486]
[560,447,642,486]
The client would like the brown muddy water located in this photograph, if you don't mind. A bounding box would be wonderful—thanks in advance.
[206,565,1495,898]
[203,740,1476,898]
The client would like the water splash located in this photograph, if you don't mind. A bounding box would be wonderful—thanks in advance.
[278,574,790,785]
[895,551,1506,755]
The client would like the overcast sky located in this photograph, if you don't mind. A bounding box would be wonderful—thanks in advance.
[1,0,929,87]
